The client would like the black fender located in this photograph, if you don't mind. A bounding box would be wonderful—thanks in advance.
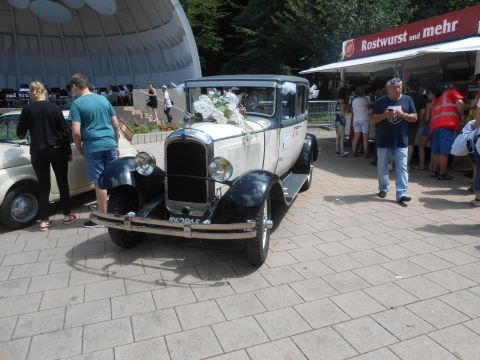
[211,170,287,229]
[98,157,165,198]
[292,133,319,173]
[98,157,136,189]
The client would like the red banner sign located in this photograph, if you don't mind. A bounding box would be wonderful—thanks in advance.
[342,5,480,60]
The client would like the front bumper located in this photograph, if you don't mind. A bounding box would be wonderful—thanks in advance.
[90,210,258,240]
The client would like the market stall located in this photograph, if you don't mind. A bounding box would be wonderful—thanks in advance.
[301,5,480,141]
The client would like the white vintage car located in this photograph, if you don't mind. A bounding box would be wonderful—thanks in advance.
[91,75,319,265]
[0,110,136,229]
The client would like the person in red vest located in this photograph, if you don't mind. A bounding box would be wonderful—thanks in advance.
[430,85,465,180]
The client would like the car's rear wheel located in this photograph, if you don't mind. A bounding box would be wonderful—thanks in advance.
[246,197,271,266]
[0,184,39,229]
[107,190,144,249]
[300,152,314,192]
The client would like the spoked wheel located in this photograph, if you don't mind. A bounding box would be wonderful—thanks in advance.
[107,190,144,249]
[246,197,272,266]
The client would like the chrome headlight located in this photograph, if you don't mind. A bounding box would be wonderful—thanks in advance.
[135,152,156,176]
[209,157,233,182]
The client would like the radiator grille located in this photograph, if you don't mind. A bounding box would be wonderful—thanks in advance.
[166,141,207,203]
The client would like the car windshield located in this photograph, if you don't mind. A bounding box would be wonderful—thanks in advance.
[188,87,276,118]
[0,115,29,145]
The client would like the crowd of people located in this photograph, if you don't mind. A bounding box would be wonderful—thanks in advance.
[335,74,480,207]
[0,84,133,109]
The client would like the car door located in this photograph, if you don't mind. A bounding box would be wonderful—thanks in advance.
[276,84,307,176]
[65,122,91,193]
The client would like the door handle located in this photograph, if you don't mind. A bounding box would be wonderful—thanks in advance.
[294,125,302,130]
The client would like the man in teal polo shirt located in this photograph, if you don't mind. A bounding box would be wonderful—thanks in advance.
[69,73,120,228]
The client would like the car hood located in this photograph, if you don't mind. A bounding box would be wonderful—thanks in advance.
[191,117,271,141]
[0,143,31,169]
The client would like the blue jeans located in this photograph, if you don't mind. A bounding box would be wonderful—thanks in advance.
[377,147,408,201]
[84,149,118,185]
[475,148,480,196]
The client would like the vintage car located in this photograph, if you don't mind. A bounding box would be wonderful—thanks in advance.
[91,75,319,265]
[0,110,136,229]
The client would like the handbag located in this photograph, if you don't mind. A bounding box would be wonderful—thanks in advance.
[451,121,476,156]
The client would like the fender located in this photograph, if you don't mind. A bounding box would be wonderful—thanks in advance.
[292,133,319,174]
[211,170,287,227]
[98,157,136,190]
[309,133,320,161]
[98,157,165,197]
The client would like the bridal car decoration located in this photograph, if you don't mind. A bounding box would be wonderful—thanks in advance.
[192,90,255,140]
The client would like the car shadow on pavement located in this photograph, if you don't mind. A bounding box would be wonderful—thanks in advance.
[65,233,259,290]
[414,223,480,237]
[421,188,470,196]
[418,196,474,210]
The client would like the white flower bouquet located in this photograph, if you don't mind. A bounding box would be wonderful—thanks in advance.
[193,90,255,141]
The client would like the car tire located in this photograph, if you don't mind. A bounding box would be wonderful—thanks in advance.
[107,190,144,249]
[0,184,39,230]
[300,155,313,192]
[246,197,271,266]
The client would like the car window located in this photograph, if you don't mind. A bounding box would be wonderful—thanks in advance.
[188,87,276,118]
[281,94,295,123]
[0,115,28,144]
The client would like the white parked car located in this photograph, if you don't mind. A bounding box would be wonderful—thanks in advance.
[0,110,136,229]
[91,75,319,265]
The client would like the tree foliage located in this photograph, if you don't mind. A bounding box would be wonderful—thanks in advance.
[181,0,479,75]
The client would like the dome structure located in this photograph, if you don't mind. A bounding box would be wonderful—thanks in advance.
[0,0,201,88]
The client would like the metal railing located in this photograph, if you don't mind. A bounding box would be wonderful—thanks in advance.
[308,100,336,125]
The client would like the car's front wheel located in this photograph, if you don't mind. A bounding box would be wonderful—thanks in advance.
[0,184,39,229]
[107,190,144,249]
[246,197,271,266]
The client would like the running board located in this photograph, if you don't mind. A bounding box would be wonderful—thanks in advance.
[282,173,308,203]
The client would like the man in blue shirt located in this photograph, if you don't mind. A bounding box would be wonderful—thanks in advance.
[370,78,417,206]
[69,73,120,228]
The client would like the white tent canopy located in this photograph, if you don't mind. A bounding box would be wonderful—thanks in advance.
[0,0,201,88]
[300,36,480,74]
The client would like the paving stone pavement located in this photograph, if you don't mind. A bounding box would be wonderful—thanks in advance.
[1,130,480,360]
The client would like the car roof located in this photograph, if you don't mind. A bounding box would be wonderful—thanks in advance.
[0,111,21,116]
[185,74,309,86]
[1,110,70,118]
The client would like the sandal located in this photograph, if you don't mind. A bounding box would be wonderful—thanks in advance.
[438,174,453,181]
[39,220,53,232]
[63,214,78,225]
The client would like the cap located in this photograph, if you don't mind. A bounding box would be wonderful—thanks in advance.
[387,78,402,86]
[161,85,167,89]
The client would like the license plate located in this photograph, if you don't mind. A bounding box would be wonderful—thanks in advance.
[169,216,202,225]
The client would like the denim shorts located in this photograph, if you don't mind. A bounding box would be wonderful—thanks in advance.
[421,124,430,138]
[431,128,456,155]
[84,149,118,184]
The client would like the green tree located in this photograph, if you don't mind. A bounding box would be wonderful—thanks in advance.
[183,0,478,75]
[222,0,288,73]
[180,0,226,72]
[275,0,413,71]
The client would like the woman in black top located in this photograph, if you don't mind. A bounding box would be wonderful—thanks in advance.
[146,82,159,123]
[17,81,77,231]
